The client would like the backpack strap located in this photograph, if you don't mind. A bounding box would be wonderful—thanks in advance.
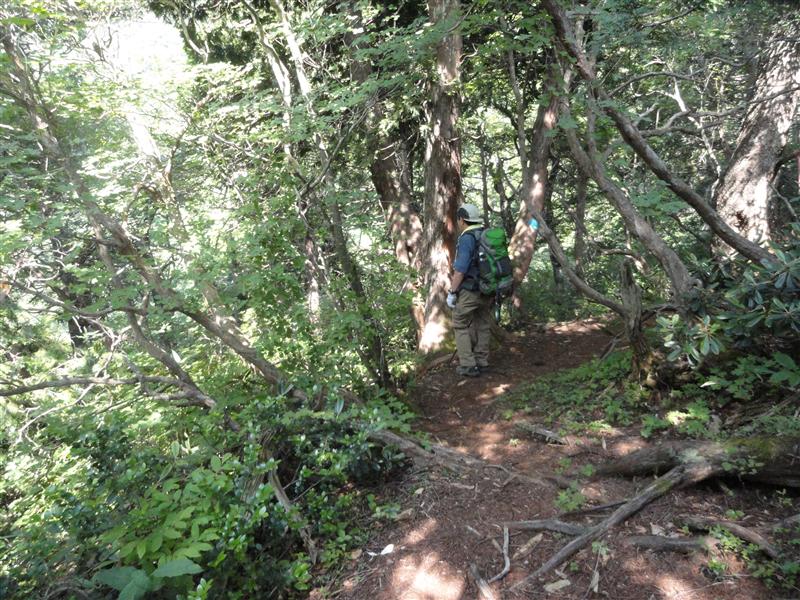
[458,225,483,291]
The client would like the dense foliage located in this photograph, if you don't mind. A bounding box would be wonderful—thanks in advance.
[1,0,798,597]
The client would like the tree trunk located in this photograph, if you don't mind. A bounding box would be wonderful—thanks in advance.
[418,0,462,353]
[344,9,423,269]
[508,62,565,311]
[573,171,588,278]
[715,31,800,246]
[564,106,695,303]
[619,259,648,374]
[540,0,774,265]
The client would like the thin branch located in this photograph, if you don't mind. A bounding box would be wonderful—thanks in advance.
[611,71,697,96]
[0,375,181,397]
[487,526,510,583]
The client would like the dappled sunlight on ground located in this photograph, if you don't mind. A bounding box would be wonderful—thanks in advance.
[609,437,649,457]
[655,573,738,599]
[390,553,465,600]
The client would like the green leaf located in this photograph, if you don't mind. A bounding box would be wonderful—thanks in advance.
[774,353,797,370]
[557,114,578,130]
[119,571,151,600]
[2,16,35,27]
[152,557,203,578]
[94,567,142,591]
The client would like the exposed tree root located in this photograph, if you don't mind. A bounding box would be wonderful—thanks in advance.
[561,499,627,517]
[514,422,567,445]
[488,527,511,583]
[368,429,556,489]
[505,519,587,536]
[773,513,800,531]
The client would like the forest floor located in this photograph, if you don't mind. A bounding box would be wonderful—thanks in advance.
[316,320,793,600]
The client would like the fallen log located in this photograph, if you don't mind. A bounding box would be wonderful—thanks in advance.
[625,535,713,553]
[597,437,800,488]
[512,459,720,591]
[680,515,779,559]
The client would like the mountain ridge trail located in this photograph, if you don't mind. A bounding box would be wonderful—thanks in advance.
[321,320,775,600]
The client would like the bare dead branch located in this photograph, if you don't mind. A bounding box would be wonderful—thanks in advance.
[468,563,498,600]
[512,460,720,590]
[681,515,779,559]
[488,526,510,583]
[504,519,588,536]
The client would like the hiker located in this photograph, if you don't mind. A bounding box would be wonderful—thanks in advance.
[447,203,493,377]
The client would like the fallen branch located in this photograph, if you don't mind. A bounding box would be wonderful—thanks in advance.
[773,513,800,531]
[488,526,510,583]
[468,563,499,600]
[512,460,719,590]
[625,535,713,553]
[369,430,556,489]
[680,515,779,559]
[514,422,568,445]
[505,519,588,536]
[561,499,627,517]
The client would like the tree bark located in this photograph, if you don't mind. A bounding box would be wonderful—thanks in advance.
[715,31,800,245]
[345,19,422,269]
[597,437,800,488]
[573,171,588,277]
[418,0,462,353]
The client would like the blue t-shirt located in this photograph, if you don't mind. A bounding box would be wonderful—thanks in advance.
[453,226,482,289]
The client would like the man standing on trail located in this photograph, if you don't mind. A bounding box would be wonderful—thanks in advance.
[447,203,493,378]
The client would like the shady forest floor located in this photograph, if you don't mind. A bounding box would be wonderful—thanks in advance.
[310,320,799,600]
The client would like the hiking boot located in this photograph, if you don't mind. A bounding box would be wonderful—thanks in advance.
[456,365,481,378]
[477,364,490,374]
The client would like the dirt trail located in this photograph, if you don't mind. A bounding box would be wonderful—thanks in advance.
[326,321,774,600]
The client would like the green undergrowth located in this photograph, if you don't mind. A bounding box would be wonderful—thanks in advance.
[500,346,800,591]
[500,349,799,441]
[500,350,648,433]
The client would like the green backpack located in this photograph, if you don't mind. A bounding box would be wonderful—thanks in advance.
[469,227,514,299]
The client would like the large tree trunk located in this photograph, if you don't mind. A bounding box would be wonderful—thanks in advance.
[345,7,423,270]
[371,127,423,269]
[508,62,563,311]
[715,31,800,246]
[418,0,462,353]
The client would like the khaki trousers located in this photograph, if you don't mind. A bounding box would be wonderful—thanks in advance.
[453,289,492,368]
